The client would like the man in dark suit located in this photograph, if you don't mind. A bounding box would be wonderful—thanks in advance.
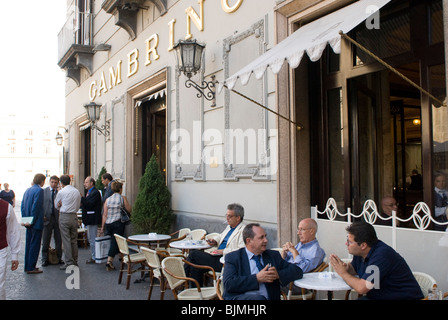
[223,223,303,300]
[41,175,63,266]
[81,176,103,263]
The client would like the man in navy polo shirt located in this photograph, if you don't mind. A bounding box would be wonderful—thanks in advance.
[330,221,423,300]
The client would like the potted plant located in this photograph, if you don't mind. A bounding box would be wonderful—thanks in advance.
[131,154,175,234]
[96,166,107,196]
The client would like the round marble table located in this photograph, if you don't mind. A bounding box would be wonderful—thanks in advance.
[293,272,351,300]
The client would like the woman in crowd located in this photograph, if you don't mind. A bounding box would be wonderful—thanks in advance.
[99,180,132,271]
[0,183,15,207]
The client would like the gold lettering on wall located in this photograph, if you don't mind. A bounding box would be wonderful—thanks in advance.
[87,0,246,101]
[127,49,139,77]
[98,72,108,96]
[109,60,122,89]
[89,81,97,101]
[185,0,204,40]
[167,19,176,51]
[221,0,243,13]
[145,34,160,66]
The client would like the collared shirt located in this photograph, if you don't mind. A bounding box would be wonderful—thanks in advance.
[3,203,21,260]
[218,224,237,250]
[86,187,95,197]
[284,239,325,273]
[54,185,81,214]
[244,248,268,299]
[351,240,423,300]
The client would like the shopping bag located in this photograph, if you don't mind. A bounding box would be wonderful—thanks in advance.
[95,235,111,263]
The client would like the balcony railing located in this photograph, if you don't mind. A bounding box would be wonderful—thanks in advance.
[58,11,93,63]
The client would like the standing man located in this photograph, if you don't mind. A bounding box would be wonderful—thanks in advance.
[80,176,102,263]
[185,203,246,287]
[330,221,423,300]
[41,175,63,266]
[54,175,81,270]
[223,223,303,300]
[0,199,21,300]
[21,173,46,274]
[101,173,114,203]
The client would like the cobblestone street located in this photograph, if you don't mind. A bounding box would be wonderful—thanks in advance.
[5,205,173,300]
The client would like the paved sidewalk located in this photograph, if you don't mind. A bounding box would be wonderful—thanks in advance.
[5,206,174,300]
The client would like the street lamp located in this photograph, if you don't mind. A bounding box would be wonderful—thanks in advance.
[55,126,68,146]
[84,102,110,136]
[173,39,216,107]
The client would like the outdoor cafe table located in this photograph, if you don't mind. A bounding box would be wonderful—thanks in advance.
[293,272,351,300]
[169,240,212,253]
[128,234,171,248]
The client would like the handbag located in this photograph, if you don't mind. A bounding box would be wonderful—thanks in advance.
[48,247,59,265]
[120,197,131,224]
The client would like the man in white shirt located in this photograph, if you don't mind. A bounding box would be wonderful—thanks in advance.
[0,199,21,300]
[54,175,81,270]
[185,203,246,287]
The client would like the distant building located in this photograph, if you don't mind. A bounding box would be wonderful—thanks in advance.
[0,112,63,200]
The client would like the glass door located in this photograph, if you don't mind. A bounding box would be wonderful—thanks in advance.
[348,73,380,213]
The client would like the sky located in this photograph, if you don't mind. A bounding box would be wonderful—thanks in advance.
[0,1,67,122]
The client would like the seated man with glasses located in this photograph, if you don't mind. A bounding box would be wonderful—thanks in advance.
[280,218,325,273]
[185,203,246,287]
[330,221,423,300]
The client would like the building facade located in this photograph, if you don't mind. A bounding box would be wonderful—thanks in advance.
[58,0,280,240]
[58,0,446,246]
[0,112,63,201]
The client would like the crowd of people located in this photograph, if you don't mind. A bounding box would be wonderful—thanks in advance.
[0,172,130,299]
[0,171,442,300]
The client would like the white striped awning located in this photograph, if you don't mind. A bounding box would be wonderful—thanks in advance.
[135,88,167,108]
[218,0,391,92]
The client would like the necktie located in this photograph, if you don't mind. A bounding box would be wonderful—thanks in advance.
[51,189,55,214]
[253,255,264,271]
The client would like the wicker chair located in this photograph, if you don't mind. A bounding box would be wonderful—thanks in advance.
[162,256,217,300]
[189,229,207,240]
[167,228,191,256]
[114,234,148,289]
[141,247,167,300]
[216,277,224,300]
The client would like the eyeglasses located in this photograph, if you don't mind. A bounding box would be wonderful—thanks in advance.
[384,203,398,207]
[346,236,360,246]
[297,227,312,232]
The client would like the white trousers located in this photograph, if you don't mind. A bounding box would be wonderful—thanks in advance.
[0,247,8,300]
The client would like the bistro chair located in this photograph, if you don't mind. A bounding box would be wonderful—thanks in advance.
[189,229,207,240]
[141,247,167,300]
[77,219,88,248]
[162,256,217,300]
[412,272,448,299]
[167,228,191,256]
[169,228,191,241]
[216,275,224,300]
[287,261,328,300]
[114,234,148,289]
